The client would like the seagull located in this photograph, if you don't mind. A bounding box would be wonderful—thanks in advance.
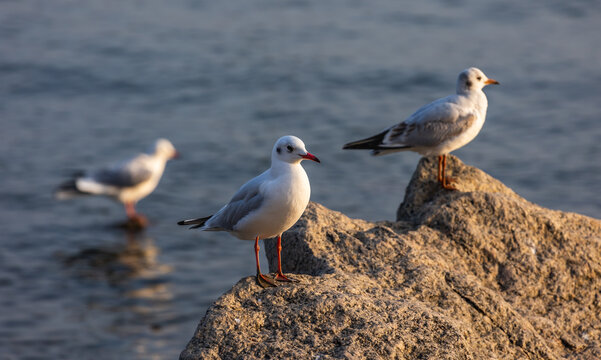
[56,138,179,225]
[343,67,499,190]
[178,135,320,288]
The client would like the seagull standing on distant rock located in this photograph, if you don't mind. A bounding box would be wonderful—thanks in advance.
[56,139,179,225]
[343,67,499,190]
[178,136,320,288]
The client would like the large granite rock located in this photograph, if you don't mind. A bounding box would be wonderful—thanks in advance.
[181,155,601,360]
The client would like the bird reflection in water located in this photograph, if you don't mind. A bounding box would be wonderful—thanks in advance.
[60,230,177,357]
[62,231,172,297]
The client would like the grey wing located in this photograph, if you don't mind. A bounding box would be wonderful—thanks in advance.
[383,101,477,148]
[205,172,268,231]
[90,155,153,188]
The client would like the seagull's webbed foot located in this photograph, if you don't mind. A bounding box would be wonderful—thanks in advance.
[256,272,278,288]
[274,272,300,283]
[441,177,458,191]
[119,214,148,231]
[129,214,148,227]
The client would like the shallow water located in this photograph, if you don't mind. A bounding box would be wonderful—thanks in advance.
[1,0,600,358]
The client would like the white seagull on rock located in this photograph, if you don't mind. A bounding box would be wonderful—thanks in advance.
[343,67,499,190]
[56,138,179,225]
[178,135,320,288]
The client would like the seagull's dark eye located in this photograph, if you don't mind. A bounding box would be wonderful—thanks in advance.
[286,145,294,153]
[476,76,482,81]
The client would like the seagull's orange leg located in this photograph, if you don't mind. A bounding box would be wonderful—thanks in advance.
[124,202,147,226]
[255,236,277,288]
[274,235,299,282]
[437,155,444,182]
[124,202,136,218]
[441,154,457,190]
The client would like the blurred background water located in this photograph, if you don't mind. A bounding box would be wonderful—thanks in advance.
[1,0,600,358]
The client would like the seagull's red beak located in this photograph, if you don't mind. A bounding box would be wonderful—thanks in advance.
[300,152,320,163]
[172,151,181,159]
[485,78,499,85]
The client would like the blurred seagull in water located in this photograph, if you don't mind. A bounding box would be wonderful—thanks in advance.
[343,67,499,190]
[56,139,179,226]
[178,135,320,288]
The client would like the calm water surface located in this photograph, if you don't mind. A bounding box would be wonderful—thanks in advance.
[1,0,600,358]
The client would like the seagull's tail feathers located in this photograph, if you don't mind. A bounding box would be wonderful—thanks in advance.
[178,215,213,229]
[55,175,117,199]
[343,130,388,151]
[343,130,410,156]
[54,179,89,200]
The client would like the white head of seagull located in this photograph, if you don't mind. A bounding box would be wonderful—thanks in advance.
[152,138,179,160]
[456,67,499,95]
[272,135,320,165]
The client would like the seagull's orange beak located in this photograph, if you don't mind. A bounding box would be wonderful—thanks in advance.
[300,152,320,163]
[485,78,499,85]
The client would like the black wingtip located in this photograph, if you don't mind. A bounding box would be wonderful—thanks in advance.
[343,129,388,150]
[177,215,212,229]
[54,178,89,199]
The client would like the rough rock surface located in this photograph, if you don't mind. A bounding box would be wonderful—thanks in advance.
[181,155,601,360]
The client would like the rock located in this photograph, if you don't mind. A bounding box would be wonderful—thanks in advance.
[181,155,601,360]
